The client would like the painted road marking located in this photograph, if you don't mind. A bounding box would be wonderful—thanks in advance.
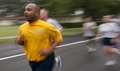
[0,37,102,61]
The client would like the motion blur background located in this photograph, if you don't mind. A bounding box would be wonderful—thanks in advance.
[0,0,120,25]
[0,1,120,71]
[0,0,120,42]
[0,0,120,18]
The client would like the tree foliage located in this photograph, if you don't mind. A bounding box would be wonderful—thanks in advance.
[0,0,120,18]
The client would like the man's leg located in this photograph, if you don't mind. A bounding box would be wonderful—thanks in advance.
[29,61,37,71]
[36,53,55,71]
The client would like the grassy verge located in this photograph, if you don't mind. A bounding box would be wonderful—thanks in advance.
[0,26,83,43]
[62,28,83,35]
[0,26,19,37]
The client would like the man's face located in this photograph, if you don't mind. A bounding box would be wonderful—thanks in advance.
[102,16,111,22]
[85,17,92,22]
[24,4,37,22]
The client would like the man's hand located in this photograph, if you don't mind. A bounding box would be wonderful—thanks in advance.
[84,27,92,30]
[39,48,53,56]
[39,41,61,56]
[15,34,24,46]
[110,38,117,43]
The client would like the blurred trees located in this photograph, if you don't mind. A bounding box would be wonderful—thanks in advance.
[0,0,27,17]
[33,0,120,18]
[0,0,120,18]
[79,0,120,18]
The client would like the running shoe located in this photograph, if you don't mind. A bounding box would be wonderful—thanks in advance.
[105,60,117,66]
[55,56,62,71]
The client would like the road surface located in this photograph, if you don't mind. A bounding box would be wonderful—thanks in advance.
[0,35,120,71]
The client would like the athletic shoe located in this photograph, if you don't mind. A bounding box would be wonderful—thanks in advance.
[105,60,117,66]
[88,48,96,52]
[55,56,62,71]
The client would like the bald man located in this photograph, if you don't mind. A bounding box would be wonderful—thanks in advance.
[15,3,62,71]
[40,9,63,32]
[40,9,63,71]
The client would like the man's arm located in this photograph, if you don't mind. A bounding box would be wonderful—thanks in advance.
[40,41,60,56]
[15,34,24,46]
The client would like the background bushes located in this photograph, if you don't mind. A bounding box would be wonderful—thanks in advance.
[60,21,103,28]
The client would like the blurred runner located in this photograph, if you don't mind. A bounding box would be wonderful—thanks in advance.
[40,9,63,32]
[82,16,97,52]
[40,9,63,71]
[110,15,120,26]
[96,15,120,66]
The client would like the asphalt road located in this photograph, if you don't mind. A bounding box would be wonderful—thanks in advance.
[0,35,120,71]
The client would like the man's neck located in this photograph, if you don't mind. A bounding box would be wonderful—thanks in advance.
[28,18,39,23]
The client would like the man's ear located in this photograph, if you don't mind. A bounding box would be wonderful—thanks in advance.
[36,13,39,16]
[36,12,40,16]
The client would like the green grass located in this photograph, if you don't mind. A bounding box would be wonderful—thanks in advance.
[0,38,15,43]
[0,26,83,37]
[0,26,19,37]
[0,26,83,43]
[62,28,83,35]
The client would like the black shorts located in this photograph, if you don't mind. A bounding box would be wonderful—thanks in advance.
[84,36,95,40]
[101,37,116,46]
[29,53,55,71]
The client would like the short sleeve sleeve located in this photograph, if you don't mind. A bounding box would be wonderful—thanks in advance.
[48,25,63,42]
[18,27,22,36]
[47,19,63,31]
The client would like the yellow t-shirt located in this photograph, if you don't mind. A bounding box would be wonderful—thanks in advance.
[18,20,62,62]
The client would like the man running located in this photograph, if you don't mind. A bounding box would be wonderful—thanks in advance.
[96,15,120,66]
[82,16,97,52]
[15,3,62,71]
[40,8,63,71]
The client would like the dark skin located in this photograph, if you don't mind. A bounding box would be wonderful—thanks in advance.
[24,4,40,23]
[15,3,61,56]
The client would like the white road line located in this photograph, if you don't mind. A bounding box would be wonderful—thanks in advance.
[0,53,25,61]
[0,37,102,61]
[57,37,102,48]
[0,36,17,40]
